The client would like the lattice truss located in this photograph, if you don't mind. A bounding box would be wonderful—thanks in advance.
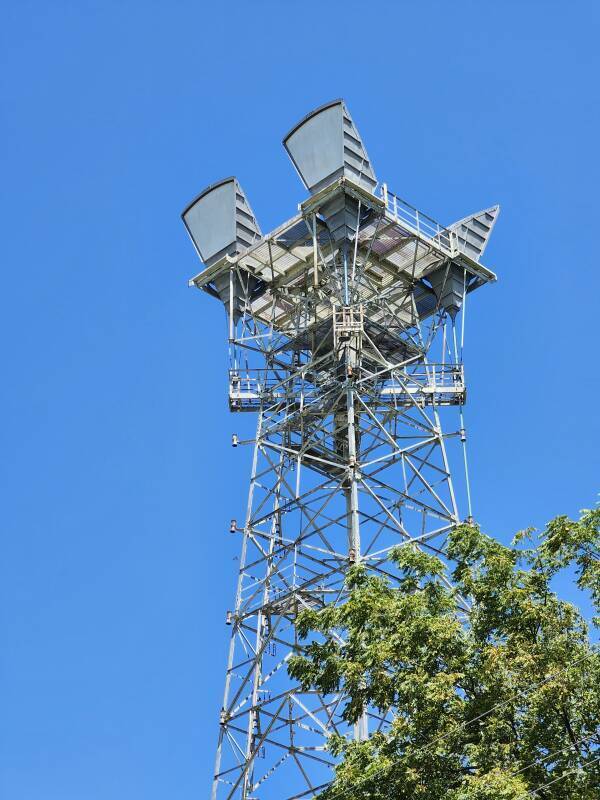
[182,101,498,800]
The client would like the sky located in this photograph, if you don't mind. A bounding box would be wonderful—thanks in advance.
[1,1,599,798]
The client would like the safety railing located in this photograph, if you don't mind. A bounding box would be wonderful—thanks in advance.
[228,369,325,411]
[379,184,457,257]
[229,363,465,411]
[375,363,465,406]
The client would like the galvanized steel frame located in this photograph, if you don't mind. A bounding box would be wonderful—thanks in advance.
[207,191,481,800]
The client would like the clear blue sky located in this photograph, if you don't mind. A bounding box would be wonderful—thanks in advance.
[2,2,599,798]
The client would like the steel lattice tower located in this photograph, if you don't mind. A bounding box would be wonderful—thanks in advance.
[182,100,498,800]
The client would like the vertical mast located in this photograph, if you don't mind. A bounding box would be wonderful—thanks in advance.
[182,100,498,800]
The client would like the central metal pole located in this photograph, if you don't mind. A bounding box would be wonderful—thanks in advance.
[344,326,368,741]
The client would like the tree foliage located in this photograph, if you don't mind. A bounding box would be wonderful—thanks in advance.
[288,506,600,799]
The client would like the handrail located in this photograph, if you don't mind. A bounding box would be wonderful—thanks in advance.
[229,364,464,396]
[379,184,458,257]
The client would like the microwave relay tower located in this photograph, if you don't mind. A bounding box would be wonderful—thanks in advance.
[182,100,498,800]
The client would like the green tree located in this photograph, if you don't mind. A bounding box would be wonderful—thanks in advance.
[288,506,600,799]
